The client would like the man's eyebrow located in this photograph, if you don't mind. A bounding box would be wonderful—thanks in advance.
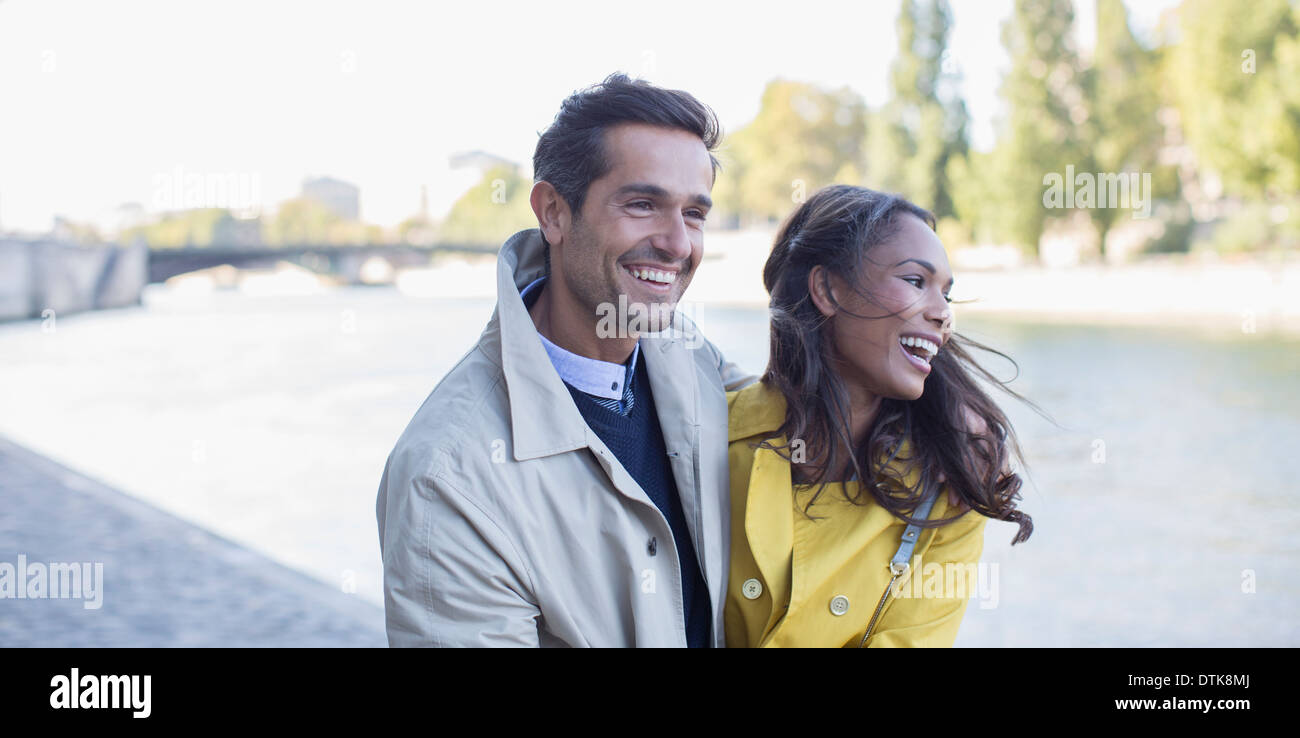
[896,258,954,288]
[613,183,713,210]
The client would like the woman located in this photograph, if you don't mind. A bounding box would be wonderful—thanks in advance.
[725,185,1035,648]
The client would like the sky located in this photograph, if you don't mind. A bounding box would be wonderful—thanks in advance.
[0,0,1180,234]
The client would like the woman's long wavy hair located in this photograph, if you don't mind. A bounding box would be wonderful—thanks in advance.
[759,184,1035,544]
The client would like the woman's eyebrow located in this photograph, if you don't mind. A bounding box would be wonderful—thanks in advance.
[895,258,935,273]
[896,258,954,288]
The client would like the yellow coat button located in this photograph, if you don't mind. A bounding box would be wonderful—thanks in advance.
[742,578,763,599]
[829,595,850,616]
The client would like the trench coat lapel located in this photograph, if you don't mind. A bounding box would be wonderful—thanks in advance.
[641,324,705,574]
[494,229,591,462]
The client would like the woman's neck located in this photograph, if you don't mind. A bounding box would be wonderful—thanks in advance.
[792,380,883,484]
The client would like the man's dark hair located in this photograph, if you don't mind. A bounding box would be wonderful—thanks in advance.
[532,72,722,268]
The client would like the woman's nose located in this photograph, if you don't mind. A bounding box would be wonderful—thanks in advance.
[928,298,951,327]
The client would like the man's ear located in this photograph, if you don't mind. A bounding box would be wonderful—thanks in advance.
[808,265,839,319]
[530,181,571,250]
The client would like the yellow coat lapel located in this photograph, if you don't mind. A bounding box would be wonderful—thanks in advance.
[743,437,794,624]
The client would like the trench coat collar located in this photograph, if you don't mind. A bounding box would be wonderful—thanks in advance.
[495,228,594,461]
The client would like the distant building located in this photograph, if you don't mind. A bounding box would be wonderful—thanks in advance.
[301,176,360,221]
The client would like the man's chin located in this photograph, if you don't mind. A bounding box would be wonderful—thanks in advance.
[594,294,679,338]
[628,298,677,334]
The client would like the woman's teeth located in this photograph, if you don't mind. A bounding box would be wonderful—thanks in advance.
[626,267,676,285]
[900,336,938,363]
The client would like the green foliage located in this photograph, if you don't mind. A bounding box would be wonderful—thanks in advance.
[263,198,337,245]
[1142,209,1194,254]
[988,0,1091,256]
[934,216,972,249]
[948,144,1051,250]
[121,208,234,248]
[437,165,538,245]
[261,198,380,245]
[949,149,1005,245]
[420,0,1300,262]
[867,0,969,218]
[1081,0,1171,257]
[714,80,867,224]
[1196,202,1299,254]
[1167,0,1300,199]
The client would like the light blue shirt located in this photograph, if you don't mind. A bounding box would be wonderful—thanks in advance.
[520,277,639,412]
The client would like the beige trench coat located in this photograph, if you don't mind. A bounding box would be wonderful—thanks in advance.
[377,228,753,646]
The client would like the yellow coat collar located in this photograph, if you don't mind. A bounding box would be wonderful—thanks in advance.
[727,382,927,635]
[727,379,787,442]
[727,380,920,475]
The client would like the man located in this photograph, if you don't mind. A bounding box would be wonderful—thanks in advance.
[376,73,753,647]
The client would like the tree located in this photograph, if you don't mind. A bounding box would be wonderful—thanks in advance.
[121,208,232,248]
[1080,0,1169,259]
[867,0,969,219]
[715,80,867,224]
[1166,0,1300,200]
[262,199,380,245]
[987,0,1090,257]
[263,198,341,245]
[437,165,537,246]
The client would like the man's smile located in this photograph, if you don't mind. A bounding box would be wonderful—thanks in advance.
[622,263,680,292]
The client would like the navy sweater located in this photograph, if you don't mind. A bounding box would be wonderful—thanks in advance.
[564,353,712,648]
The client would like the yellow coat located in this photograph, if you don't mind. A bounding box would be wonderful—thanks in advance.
[724,381,988,648]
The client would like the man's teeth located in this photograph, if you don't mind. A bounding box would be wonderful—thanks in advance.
[627,267,676,284]
[900,336,939,362]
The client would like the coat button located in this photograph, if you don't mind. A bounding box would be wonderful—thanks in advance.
[829,595,850,616]
[647,537,657,556]
[742,578,763,599]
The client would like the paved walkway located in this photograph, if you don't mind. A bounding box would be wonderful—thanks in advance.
[0,435,387,647]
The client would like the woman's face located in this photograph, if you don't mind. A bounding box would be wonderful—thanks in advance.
[811,214,954,402]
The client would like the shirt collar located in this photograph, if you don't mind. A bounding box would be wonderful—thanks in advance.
[520,276,639,401]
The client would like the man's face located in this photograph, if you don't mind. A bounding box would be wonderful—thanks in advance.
[554,122,714,334]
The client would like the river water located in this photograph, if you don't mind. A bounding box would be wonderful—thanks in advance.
[0,284,1295,646]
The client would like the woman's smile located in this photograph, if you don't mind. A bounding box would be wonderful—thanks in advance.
[897,332,942,374]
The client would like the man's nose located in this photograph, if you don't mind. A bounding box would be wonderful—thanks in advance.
[651,211,693,264]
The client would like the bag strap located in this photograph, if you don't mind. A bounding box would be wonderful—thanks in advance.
[858,485,943,647]
[889,487,939,576]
